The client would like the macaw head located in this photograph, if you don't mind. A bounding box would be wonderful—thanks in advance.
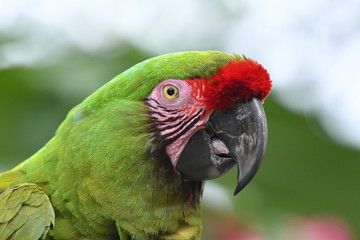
[141,51,272,195]
[89,51,271,195]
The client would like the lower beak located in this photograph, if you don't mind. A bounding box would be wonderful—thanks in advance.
[176,98,268,195]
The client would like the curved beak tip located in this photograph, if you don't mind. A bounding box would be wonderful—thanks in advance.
[233,163,259,196]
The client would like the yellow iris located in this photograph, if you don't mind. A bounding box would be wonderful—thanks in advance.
[163,84,179,100]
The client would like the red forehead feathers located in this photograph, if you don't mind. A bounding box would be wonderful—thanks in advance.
[187,58,272,111]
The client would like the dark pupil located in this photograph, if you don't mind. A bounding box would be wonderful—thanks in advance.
[167,87,175,96]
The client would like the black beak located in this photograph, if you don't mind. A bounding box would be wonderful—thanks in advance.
[176,98,268,195]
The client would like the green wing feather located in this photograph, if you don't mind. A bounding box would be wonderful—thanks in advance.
[0,184,55,240]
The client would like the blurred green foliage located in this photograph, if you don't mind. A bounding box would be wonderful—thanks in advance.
[0,46,149,168]
[0,47,359,237]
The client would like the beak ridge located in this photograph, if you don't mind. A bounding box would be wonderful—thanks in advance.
[209,98,268,195]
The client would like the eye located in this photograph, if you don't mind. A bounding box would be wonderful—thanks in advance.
[163,84,179,100]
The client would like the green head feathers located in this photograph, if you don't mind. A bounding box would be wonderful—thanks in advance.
[83,51,235,109]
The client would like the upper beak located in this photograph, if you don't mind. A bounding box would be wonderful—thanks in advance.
[176,98,268,195]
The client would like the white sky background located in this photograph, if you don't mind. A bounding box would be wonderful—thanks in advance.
[0,0,359,149]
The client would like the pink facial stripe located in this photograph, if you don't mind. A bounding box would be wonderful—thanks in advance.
[160,109,203,140]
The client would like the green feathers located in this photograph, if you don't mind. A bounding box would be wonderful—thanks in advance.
[0,51,238,240]
[0,184,54,240]
[82,51,234,109]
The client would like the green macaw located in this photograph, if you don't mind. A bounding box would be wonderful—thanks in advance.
[0,51,272,240]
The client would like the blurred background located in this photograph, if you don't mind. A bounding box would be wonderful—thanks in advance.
[0,0,359,239]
